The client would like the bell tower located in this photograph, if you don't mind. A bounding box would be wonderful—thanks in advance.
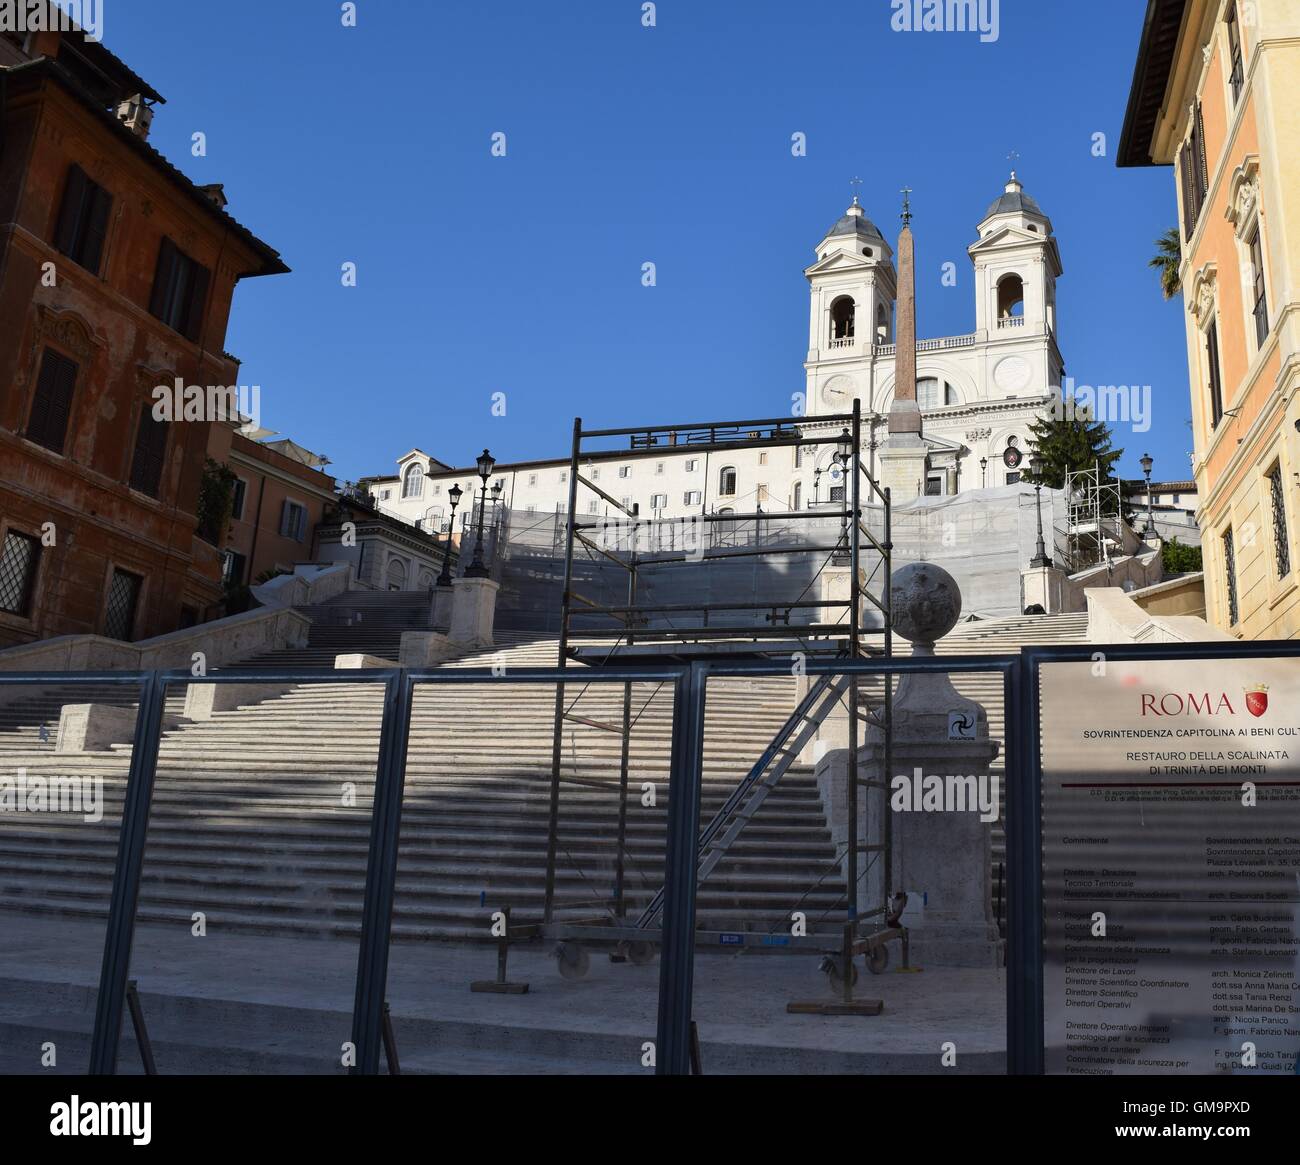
[969,172,1062,337]
[804,195,896,418]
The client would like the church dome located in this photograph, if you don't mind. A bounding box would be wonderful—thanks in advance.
[984,172,1044,219]
[827,198,885,241]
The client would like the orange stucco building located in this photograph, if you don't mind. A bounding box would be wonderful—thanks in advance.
[0,16,286,646]
[1121,0,1300,638]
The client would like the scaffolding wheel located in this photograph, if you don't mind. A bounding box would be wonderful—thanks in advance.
[820,954,858,994]
[865,944,890,975]
[625,940,657,966]
[554,942,590,980]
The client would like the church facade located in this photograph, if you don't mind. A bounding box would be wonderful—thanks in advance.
[365,176,1065,547]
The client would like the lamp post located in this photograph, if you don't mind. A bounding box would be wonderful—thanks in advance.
[980,457,988,488]
[1030,452,1053,568]
[436,482,463,587]
[464,449,496,578]
[1140,452,1154,537]
[835,428,853,558]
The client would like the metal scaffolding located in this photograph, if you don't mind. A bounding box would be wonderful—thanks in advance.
[519,401,899,989]
[1065,463,1124,571]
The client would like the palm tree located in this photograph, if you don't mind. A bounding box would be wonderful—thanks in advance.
[1149,227,1182,299]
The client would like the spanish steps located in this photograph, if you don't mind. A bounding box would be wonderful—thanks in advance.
[0,589,1089,949]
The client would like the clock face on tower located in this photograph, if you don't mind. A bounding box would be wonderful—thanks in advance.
[820,377,852,409]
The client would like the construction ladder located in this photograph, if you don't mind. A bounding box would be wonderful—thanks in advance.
[635,672,852,929]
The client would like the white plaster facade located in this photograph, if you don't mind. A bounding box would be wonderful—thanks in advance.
[367,177,1067,529]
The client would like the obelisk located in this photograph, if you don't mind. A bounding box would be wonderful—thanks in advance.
[877,188,929,500]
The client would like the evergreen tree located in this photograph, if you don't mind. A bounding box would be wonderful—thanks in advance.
[1024,403,1124,511]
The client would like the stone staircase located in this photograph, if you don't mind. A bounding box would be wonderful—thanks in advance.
[0,595,1098,1074]
[0,616,846,941]
[238,588,435,668]
[0,682,150,760]
[0,602,1095,946]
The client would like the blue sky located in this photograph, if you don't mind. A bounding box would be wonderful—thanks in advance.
[102,0,1189,484]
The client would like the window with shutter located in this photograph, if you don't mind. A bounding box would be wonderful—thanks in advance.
[279,501,306,542]
[53,165,113,275]
[1179,106,1210,241]
[1195,105,1209,199]
[129,410,168,497]
[26,348,79,454]
[1206,320,1224,428]
[149,236,212,342]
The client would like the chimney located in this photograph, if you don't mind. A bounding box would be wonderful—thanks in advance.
[115,94,153,140]
[199,184,229,210]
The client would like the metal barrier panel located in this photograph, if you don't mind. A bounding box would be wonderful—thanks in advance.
[660,655,1016,1075]
[380,663,683,1074]
[108,672,393,1074]
[1034,645,1300,1076]
[0,674,148,1075]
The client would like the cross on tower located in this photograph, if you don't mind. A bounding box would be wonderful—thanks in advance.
[849,176,863,204]
[900,186,913,226]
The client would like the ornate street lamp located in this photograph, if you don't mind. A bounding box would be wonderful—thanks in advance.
[980,456,988,488]
[1030,452,1052,568]
[436,482,463,586]
[834,428,854,559]
[835,428,854,466]
[464,449,496,578]
[1140,452,1155,536]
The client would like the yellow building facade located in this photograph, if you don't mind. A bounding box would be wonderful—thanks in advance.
[1121,0,1300,638]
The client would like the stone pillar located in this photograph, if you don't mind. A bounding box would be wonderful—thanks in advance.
[56,705,139,752]
[399,631,457,667]
[858,562,1004,967]
[448,576,499,650]
[877,439,928,502]
[183,683,291,720]
[430,584,454,631]
[1021,564,1068,613]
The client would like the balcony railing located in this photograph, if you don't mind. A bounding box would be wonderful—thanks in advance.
[828,336,855,349]
[996,316,1026,329]
[873,332,978,357]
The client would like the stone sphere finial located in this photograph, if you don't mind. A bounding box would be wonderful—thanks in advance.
[890,562,961,654]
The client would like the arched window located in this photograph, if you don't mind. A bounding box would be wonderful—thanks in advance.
[792,481,803,511]
[876,303,889,343]
[829,296,856,341]
[402,462,425,498]
[917,379,956,409]
[386,557,408,591]
[997,274,1024,320]
[718,466,737,497]
[717,506,737,546]
[417,569,435,590]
